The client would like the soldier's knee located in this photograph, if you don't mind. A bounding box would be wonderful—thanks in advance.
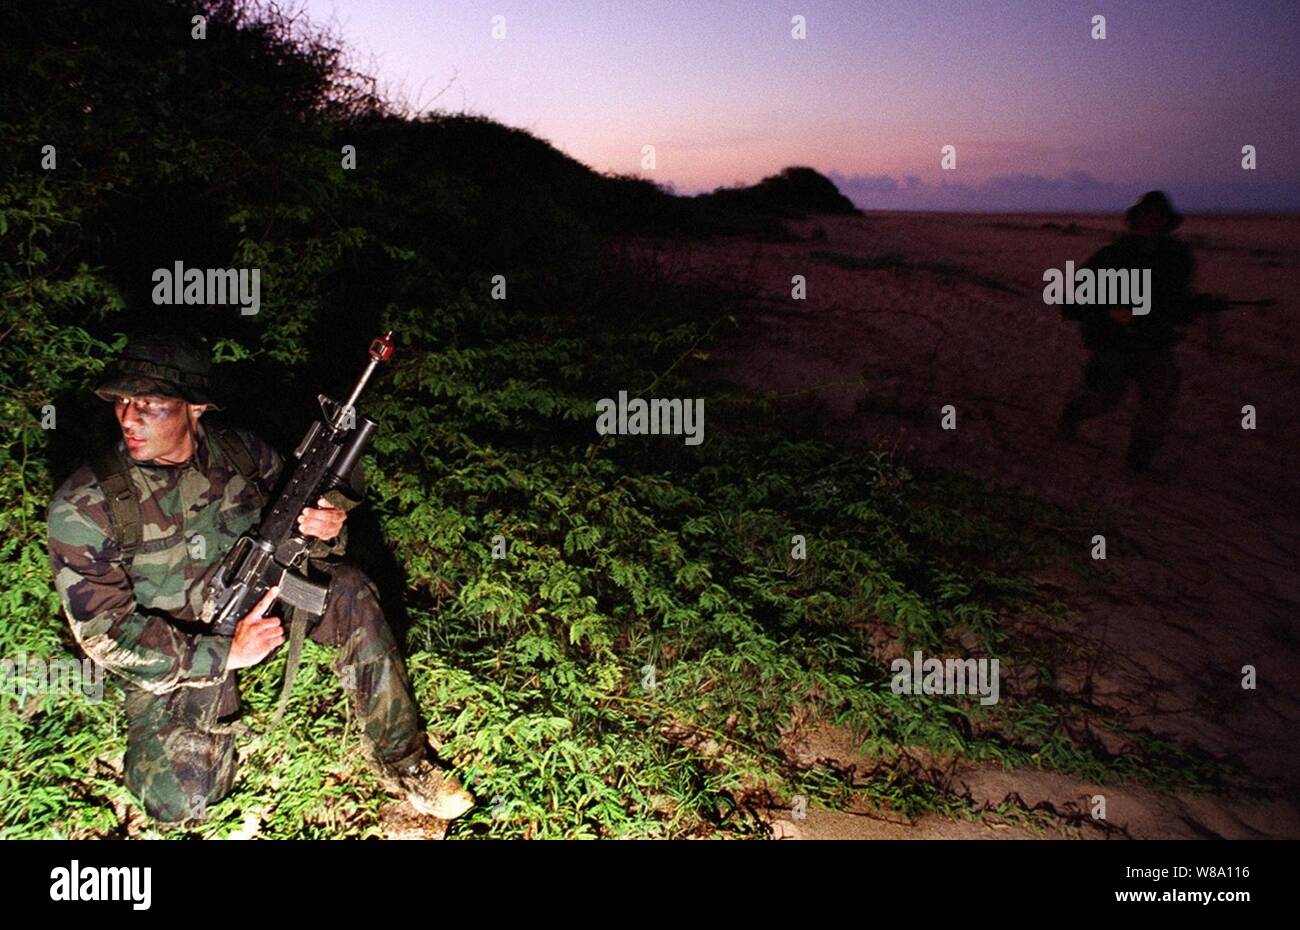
[315,563,387,641]
[321,565,384,623]
[1084,357,1125,394]
[125,727,237,823]
[324,563,377,598]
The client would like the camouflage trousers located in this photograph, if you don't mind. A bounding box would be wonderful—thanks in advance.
[1058,348,1181,468]
[123,563,425,823]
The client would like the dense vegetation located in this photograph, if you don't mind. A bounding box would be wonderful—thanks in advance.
[1,0,1228,838]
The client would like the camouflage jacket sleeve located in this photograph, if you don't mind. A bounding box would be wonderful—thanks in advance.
[47,481,232,694]
[254,433,365,562]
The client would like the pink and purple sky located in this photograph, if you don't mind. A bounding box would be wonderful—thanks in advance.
[302,0,1300,212]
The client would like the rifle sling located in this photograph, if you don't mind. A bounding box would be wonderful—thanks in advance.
[270,606,311,728]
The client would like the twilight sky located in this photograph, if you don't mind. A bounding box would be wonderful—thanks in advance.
[301,0,1300,212]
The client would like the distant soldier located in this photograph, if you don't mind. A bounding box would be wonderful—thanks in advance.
[1056,191,1221,471]
[46,334,474,825]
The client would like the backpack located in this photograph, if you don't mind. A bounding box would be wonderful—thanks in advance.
[90,426,263,565]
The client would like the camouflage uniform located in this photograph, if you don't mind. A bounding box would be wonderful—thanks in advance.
[47,339,425,823]
[1057,191,1208,471]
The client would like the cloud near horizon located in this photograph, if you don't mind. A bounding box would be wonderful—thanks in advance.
[825,169,1299,214]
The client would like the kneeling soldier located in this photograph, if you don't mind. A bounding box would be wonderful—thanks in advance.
[46,333,474,826]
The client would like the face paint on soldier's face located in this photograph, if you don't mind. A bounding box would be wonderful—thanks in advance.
[114,395,209,464]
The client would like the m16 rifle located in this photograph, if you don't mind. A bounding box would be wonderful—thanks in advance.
[200,332,395,637]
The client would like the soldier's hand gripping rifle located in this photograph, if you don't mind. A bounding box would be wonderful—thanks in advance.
[200,332,395,637]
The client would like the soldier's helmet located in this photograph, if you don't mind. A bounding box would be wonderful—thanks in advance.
[93,333,223,410]
[1125,190,1183,234]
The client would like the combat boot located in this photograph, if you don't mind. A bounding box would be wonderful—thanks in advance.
[370,750,476,820]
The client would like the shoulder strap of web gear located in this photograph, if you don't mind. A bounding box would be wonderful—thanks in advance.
[89,426,263,565]
[208,425,270,512]
[90,444,143,560]
[208,426,260,489]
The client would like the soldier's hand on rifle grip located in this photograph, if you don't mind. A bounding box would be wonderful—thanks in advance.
[227,585,286,671]
[297,496,346,541]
